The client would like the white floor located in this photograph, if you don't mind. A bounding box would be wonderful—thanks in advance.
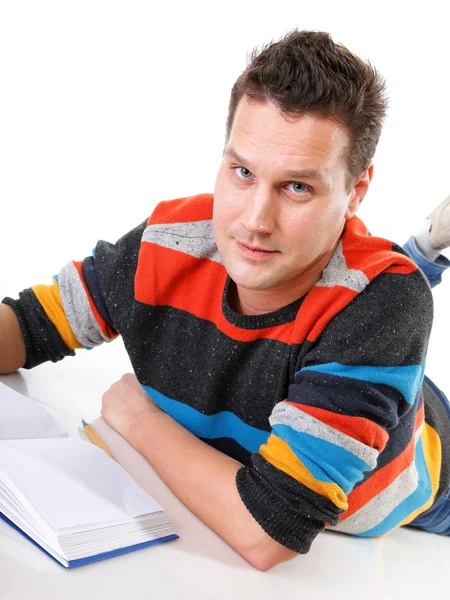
[0,345,447,599]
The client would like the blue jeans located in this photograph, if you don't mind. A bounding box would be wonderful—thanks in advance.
[403,237,450,534]
[403,236,450,288]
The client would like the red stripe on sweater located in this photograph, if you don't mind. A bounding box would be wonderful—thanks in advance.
[292,285,359,343]
[384,264,417,275]
[138,200,418,346]
[342,218,417,278]
[148,194,214,226]
[287,402,389,452]
[135,243,297,343]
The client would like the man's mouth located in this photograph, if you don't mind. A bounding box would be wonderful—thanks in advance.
[236,240,279,260]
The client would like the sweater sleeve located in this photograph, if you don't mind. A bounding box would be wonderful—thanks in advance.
[235,267,433,553]
[2,219,147,369]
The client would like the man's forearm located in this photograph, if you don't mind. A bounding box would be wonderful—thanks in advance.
[0,304,26,373]
[127,410,298,571]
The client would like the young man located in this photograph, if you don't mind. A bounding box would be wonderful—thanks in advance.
[1,30,449,571]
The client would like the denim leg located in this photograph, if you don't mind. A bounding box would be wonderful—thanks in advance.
[408,488,450,534]
[403,237,450,288]
[408,376,450,535]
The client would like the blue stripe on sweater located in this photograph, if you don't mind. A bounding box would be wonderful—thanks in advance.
[272,424,370,494]
[298,362,426,405]
[142,384,269,453]
[355,436,433,536]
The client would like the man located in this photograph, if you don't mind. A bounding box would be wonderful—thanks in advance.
[1,30,450,571]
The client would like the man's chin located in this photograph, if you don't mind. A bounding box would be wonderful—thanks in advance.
[224,258,284,292]
[229,273,278,292]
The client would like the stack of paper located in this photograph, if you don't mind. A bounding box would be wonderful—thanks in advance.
[0,382,178,568]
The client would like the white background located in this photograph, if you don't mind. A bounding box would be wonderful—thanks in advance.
[0,3,449,594]
[1,0,449,416]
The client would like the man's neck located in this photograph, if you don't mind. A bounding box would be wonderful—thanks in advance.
[230,274,320,315]
[229,240,340,316]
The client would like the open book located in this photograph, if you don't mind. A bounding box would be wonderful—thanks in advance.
[0,381,178,568]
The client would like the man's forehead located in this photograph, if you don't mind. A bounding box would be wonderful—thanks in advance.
[228,98,349,173]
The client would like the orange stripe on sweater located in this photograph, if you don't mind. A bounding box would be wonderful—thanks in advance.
[341,218,417,278]
[148,194,214,226]
[288,402,389,452]
[72,261,117,340]
[139,205,419,347]
[31,281,83,350]
[135,243,296,343]
[384,264,417,275]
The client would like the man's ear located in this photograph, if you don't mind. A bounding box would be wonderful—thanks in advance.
[345,163,374,219]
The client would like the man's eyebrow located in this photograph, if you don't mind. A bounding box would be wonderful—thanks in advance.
[224,147,327,183]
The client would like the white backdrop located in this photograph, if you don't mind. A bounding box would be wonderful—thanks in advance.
[1,0,449,416]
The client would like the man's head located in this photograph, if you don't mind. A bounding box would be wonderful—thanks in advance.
[213,30,388,314]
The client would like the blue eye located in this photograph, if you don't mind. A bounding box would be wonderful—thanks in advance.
[286,182,309,194]
[235,167,253,179]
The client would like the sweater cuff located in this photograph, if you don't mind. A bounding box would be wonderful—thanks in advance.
[236,467,321,553]
[2,291,75,369]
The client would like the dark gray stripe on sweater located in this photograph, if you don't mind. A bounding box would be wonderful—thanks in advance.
[93,219,147,333]
[126,305,290,430]
[300,269,433,369]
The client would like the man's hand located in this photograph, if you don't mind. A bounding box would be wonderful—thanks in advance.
[101,373,161,440]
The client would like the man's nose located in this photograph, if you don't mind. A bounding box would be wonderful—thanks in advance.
[242,191,276,234]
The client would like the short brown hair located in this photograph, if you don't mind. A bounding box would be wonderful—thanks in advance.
[225,30,389,191]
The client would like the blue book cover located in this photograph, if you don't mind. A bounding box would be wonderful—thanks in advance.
[0,511,179,568]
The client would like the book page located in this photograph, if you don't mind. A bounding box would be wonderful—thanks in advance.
[0,382,68,440]
[0,437,164,531]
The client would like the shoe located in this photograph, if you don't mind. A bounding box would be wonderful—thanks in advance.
[428,195,450,250]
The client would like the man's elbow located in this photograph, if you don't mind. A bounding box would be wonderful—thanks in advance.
[242,540,299,572]
[0,304,27,373]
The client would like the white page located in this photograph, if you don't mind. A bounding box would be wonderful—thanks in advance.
[0,437,164,531]
[0,382,68,440]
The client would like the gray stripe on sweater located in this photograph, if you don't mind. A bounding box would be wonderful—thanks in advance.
[142,220,222,264]
[317,241,369,292]
[269,402,378,468]
[58,261,113,347]
[329,424,424,534]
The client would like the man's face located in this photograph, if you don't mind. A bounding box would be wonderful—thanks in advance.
[213,97,366,310]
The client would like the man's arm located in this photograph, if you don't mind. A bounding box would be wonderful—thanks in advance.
[0,219,148,373]
[0,304,26,373]
[101,259,434,565]
[101,374,299,571]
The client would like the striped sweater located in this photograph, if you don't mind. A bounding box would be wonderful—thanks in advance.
[4,193,450,553]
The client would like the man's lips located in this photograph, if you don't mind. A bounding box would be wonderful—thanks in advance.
[235,240,279,260]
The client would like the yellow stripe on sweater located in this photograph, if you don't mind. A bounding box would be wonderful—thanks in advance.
[395,422,442,530]
[260,434,348,510]
[32,280,83,350]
